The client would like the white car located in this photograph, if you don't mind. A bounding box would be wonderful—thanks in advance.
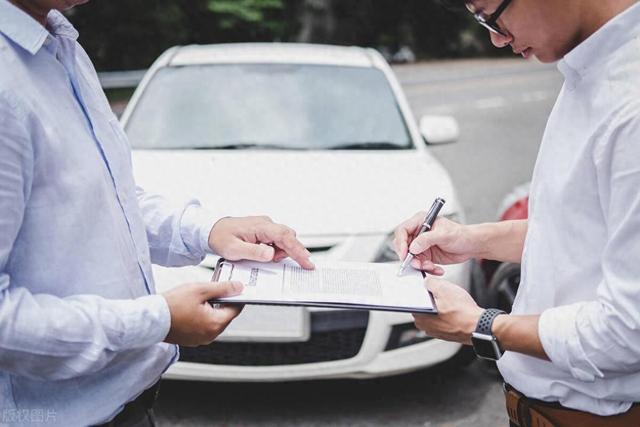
[121,43,471,382]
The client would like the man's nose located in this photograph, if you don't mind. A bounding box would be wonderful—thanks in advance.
[489,31,513,48]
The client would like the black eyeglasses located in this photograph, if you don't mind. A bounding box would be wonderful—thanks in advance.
[466,0,513,36]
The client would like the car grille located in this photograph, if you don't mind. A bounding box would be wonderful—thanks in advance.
[179,310,369,366]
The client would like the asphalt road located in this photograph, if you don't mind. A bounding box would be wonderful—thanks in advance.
[155,58,565,427]
[394,58,563,224]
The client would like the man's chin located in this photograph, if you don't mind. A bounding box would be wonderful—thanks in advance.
[531,51,557,64]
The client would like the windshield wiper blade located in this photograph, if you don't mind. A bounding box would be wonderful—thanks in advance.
[326,142,408,150]
[193,143,306,150]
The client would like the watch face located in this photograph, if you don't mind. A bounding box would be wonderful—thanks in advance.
[472,333,502,360]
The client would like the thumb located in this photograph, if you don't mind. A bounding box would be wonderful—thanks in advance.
[409,230,443,255]
[199,281,244,301]
[228,240,275,262]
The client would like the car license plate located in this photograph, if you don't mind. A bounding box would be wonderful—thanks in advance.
[217,305,310,342]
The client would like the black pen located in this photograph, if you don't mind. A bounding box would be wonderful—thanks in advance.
[397,197,446,276]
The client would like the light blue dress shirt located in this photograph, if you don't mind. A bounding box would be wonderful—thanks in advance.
[0,3,216,425]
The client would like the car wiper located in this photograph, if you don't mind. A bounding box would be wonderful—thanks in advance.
[192,143,307,150]
[326,142,409,150]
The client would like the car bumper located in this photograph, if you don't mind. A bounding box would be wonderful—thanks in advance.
[164,337,462,382]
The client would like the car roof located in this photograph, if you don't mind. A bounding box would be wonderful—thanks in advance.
[168,43,378,68]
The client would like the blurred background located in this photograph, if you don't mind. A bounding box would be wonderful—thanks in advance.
[68,0,506,72]
[67,0,513,119]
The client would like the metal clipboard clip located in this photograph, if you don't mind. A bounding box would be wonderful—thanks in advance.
[212,258,234,282]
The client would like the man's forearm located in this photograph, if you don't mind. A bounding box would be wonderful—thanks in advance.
[0,286,170,381]
[135,187,214,267]
[469,219,527,263]
[492,313,548,360]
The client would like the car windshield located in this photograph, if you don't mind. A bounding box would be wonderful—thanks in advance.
[125,63,413,150]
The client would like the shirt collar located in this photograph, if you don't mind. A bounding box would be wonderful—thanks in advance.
[558,2,640,81]
[0,1,78,55]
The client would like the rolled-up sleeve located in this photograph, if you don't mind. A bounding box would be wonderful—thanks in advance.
[538,108,640,381]
[0,96,171,381]
[135,188,219,267]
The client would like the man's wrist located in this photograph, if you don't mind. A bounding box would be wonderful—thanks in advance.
[468,220,524,262]
[207,216,231,254]
[471,309,507,360]
[491,312,509,338]
[466,308,485,343]
[467,222,495,259]
[180,205,220,257]
[490,313,548,360]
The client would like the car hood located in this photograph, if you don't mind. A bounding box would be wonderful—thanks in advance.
[132,150,458,237]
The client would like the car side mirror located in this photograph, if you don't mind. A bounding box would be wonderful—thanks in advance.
[419,115,460,145]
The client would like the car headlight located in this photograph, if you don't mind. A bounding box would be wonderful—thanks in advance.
[373,212,461,264]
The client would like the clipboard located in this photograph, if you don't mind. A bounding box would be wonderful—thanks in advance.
[210,258,438,314]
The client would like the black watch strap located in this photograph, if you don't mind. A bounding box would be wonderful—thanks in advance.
[475,308,506,335]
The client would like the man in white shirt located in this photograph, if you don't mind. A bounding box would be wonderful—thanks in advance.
[394,0,640,425]
[0,0,313,425]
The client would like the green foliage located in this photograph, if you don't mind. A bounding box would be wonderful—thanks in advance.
[209,0,283,28]
[207,0,290,41]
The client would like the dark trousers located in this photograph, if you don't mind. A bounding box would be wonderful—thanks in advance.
[95,382,160,427]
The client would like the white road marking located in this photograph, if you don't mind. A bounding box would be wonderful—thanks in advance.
[474,96,508,110]
[520,90,553,103]
[422,91,555,115]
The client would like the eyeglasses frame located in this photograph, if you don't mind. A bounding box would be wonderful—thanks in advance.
[468,0,513,36]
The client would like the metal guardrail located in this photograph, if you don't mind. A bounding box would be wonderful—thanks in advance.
[98,69,147,89]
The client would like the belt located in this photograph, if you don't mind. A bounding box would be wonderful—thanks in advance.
[95,382,160,427]
[504,383,640,427]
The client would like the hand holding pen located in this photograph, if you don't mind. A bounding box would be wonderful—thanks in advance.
[394,198,482,275]
[396,198,446,276]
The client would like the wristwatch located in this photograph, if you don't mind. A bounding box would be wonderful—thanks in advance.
[471,308,506,361]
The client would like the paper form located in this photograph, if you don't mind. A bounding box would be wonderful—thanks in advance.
[213,259,436,314]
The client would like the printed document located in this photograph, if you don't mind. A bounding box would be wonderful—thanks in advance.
[212,259,436,313]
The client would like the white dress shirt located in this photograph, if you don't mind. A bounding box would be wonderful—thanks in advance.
[0,3,215,425]
[497,2,640,416]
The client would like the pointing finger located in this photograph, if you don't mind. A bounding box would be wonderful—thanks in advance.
[258,223,314,269]
[394,211,426,259]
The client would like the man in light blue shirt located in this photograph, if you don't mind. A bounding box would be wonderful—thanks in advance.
[0,0,314,425]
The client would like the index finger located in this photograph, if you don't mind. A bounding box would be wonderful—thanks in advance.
[259,223,315,270]
[393,211,426,259]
